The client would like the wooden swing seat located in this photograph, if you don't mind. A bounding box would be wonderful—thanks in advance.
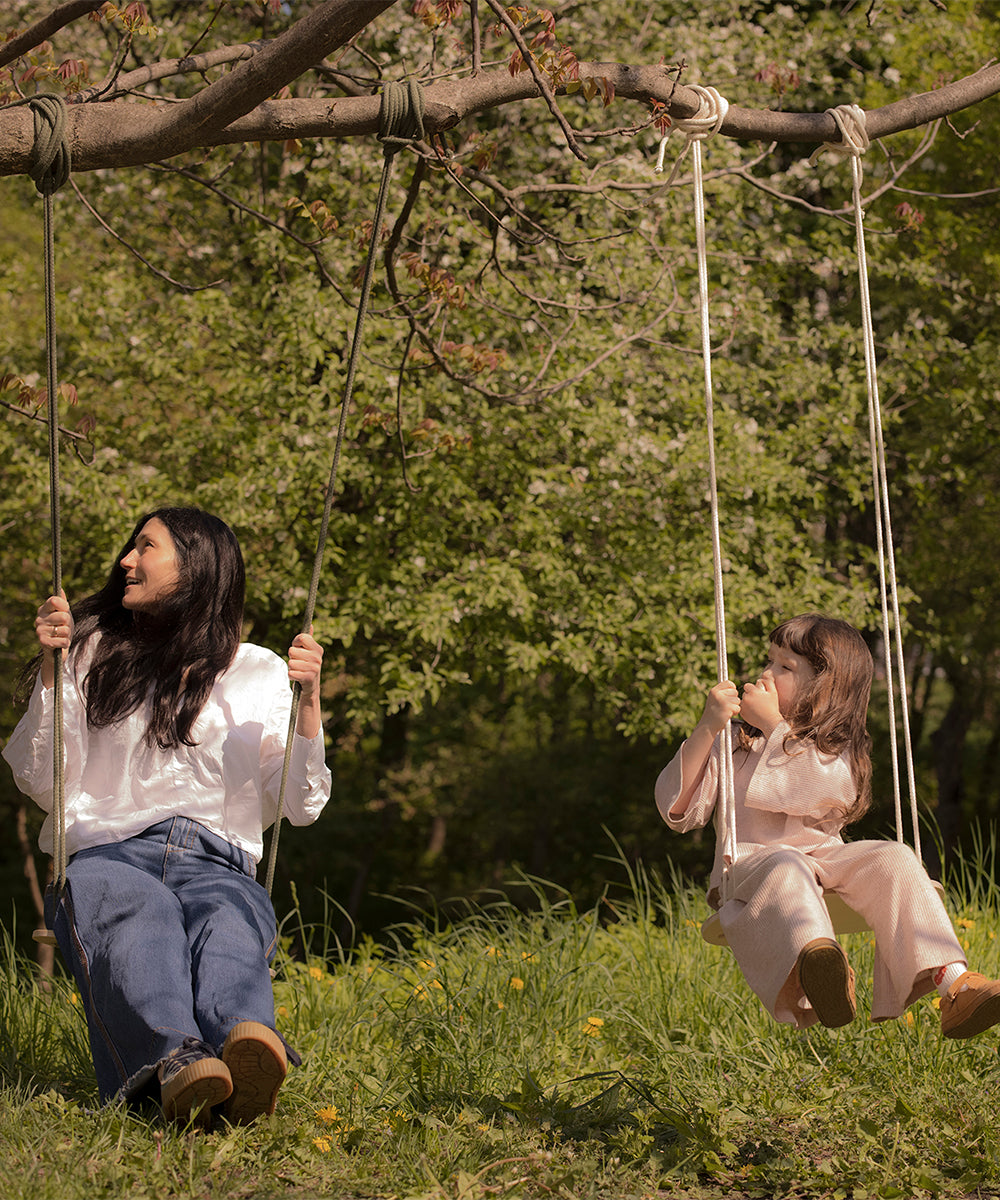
[700,878,944,947]
[701,891,869,947]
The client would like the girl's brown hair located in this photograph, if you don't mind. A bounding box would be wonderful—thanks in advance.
[738,614,874,825]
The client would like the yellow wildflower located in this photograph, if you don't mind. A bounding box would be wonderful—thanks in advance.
[509,976,524,991]
[521,951,535,962]
[316,1105,340,1124]
[309,965,324,981]
[69,992,79,1007]
[418,959,436,970]
[957,918,976,929]
[582,1016,605,1037]
[484,945,498,957]
[904,1011,915,1027]
[277,1005,289,1018]
[497,1000,505,1010]
[313,1136,332,1153]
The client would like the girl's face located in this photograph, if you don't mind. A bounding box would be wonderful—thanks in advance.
[760,641,816,715]
[120,517,180,611]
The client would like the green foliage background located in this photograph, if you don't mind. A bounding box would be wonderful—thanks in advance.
[2,0,1000,945]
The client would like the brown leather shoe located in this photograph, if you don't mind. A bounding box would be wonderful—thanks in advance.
[797,937,856,1028]
[940,971,1000,1039]
[159,1040,232,1125]
[221,1022,288,1123]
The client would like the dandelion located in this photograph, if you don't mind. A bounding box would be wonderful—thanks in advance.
[431,979,444,990]
[497,1000,505,1010]
[68,992,79,1007]
[904,1011,915,1027]
[582,1016,605,1037]
[521,951,535,962]
[414,984,429,999]
[313,1136,332,1153]
[277,1005,289,1018]
[509,976,524,991]
[957,918,976,929]
[932,996,941,1009]
[316,1105,340,1124]
[484,945,498,957]
[418,959,436,970]
[309,965,324,982]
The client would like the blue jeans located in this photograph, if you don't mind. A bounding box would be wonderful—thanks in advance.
[46,817,279,1104]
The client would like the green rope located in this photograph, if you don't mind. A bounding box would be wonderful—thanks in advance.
[264,81,426,896]
[10,93,72,195]
[14,96,72,900]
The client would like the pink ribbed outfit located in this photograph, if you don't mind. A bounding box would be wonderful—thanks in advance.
[655,722,965,1028]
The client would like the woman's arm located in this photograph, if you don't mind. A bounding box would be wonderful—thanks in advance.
[286,630,324,739]
[35,593,74,689]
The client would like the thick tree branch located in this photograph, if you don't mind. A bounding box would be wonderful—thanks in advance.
[2,54,999,177]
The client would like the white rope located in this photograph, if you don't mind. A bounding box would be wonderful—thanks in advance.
[812,104,922,861]
[657,86,740,899]
[655,85,730,185]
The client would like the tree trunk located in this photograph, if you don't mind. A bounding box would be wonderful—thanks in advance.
[929,689,973,876]
[16,802,54,978]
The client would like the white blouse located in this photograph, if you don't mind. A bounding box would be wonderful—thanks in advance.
[3,641,331,864]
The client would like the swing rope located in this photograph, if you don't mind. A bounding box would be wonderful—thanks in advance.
[655,87,740,901]
[15,94,73,906]
[812,105,922,863]
[263,80,426,896]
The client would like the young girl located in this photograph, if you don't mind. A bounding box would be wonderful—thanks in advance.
[655,614,1000,1035]
[3,508,332,1123]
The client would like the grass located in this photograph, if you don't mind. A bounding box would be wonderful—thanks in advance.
[2,850,1000,1200]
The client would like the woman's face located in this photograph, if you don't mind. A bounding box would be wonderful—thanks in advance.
[119,517,180,611]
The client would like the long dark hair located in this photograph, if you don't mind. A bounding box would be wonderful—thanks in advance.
[738,614,874,825]
[35,508,245,749]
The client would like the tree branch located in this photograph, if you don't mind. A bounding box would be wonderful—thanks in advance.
[0,0,106,71]
[2,53,999,177]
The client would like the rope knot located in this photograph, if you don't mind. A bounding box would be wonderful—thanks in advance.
[16,94,72,195]
[655,85,729,182]
[808,103,869,166]
[377,80,426,157]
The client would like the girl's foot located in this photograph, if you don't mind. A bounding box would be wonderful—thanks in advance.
[940,972,1000,1039]
[797,937,856,1028]
[221,1021,288,1123]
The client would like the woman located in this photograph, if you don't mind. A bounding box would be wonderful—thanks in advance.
[3,507,332,1124]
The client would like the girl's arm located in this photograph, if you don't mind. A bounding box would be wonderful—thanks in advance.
[655,680,740,821]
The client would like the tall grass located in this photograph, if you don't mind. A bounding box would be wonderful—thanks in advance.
[2,847,1000,1199]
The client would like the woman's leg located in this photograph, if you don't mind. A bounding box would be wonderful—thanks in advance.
[48,827,207,1103]
[162,820,278,1050]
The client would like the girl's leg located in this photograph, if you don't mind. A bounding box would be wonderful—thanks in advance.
[719,847,848,1028]
[815,841,963,1018]
[818,840,1000,1033]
